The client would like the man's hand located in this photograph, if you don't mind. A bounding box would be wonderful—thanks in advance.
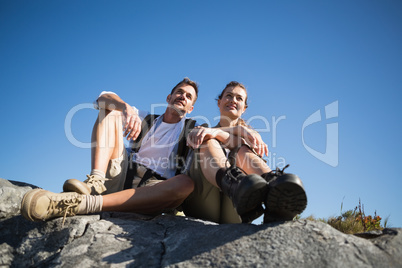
[123,104,142,141]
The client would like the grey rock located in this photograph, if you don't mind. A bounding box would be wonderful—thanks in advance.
[0,179,37,219]
[1,178,401,267]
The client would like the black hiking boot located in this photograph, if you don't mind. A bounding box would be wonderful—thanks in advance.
[263,165,307,223]
[220,166,268,223]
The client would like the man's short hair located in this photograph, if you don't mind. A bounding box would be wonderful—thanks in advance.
[170,77,199,103]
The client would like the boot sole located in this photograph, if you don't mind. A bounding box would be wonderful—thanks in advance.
[235,174,268,218]
[264,174,307,223]
[240,205,265,223]
[63,179,91,195]
[21,188,44,222]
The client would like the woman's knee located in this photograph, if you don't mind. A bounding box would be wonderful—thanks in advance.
[200,139,221,153]
[236,144,270,174]
[238,143,253,154]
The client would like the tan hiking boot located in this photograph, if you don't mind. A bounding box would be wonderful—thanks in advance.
[20,189,84,226]
[63,174,107,195]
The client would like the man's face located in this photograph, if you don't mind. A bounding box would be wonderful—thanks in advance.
[166,84,196,115]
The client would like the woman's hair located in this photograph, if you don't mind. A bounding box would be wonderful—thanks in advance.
[217,81,250,127]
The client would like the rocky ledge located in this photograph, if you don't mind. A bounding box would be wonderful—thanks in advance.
[0,178,401,267]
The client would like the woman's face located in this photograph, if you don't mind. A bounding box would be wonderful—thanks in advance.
[218,86,247,120]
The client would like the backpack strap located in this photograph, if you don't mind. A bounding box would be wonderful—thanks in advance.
[125,114,159,189]
[175,119,206,175]
[131,114,160,153]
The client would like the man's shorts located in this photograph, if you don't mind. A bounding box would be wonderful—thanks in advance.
[122,151,182,215]
[124,154,167,189]
[103,148,129,194]
[103,149,166,194]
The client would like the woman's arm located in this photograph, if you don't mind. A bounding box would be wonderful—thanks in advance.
[187,127,230,149]
[187,126,251,152]
[218,125,269,157]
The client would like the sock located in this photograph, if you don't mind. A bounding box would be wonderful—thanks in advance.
[90,169,106,178]
[215,168,226,189]
[77,195,103,214]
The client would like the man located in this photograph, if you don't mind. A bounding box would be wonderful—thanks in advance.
[62,78,199,196]
[21,78,269,225]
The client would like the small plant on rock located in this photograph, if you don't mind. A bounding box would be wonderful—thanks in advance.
[303,198,387,235]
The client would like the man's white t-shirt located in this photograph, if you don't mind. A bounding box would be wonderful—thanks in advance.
[133,115,185,179]
[95,91,187,179]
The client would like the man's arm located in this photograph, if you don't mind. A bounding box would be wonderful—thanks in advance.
[96,93,142,141]
[97,93,131,112]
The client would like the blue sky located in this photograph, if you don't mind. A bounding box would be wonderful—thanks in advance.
[1,0,401,227]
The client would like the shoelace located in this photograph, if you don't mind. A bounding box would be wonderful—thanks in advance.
[224,157,249,183]
[47,195,82,227]
[272,164,290,176]
[85,175,107,194]
[225,167,239,182]
[85,175,103,186]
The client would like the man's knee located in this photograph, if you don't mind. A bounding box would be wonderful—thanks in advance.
[96,109,125,138]
[178,175,194,196]
[97,109,123,123]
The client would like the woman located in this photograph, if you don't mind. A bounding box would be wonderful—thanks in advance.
[190,81,268,155]
[183,81,306,224]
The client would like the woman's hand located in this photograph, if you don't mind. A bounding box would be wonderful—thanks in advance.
[234,125,269,157]
[251,132,269,157]
[187,126,220,149]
